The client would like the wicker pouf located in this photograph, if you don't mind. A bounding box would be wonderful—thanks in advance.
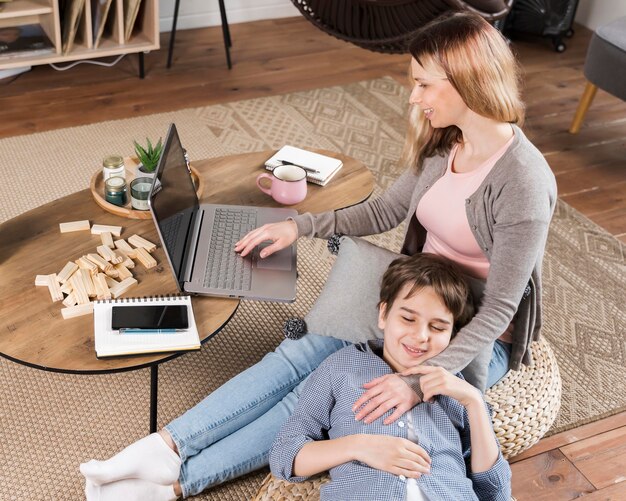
[253,338,561,501]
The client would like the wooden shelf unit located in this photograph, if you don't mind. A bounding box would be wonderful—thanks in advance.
[0,0,158,70]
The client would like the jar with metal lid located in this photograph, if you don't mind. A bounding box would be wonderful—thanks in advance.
[104,176,128,207]
[102,155,126,181]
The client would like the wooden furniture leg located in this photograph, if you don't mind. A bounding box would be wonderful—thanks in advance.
[569,81,598,134]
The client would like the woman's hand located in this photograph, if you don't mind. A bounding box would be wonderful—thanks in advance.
[402,365,482,408]
[351,434,431,478]
[352,374,421,425]
[234,220,298,258]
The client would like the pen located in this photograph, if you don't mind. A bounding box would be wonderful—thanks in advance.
[277,159,320,174]
[119,328,185,334]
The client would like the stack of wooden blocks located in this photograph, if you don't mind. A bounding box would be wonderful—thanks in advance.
[35,220,159,319]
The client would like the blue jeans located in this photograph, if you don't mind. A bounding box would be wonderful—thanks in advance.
[486,340,512,389]
[165,334,349,497]
[166,334,511,497]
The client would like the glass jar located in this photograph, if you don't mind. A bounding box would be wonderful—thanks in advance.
[102,155,125,180]
[104,176,128,207]
[130,177,153,210]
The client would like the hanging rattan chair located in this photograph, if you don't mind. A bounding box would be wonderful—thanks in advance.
[290,0,514,53]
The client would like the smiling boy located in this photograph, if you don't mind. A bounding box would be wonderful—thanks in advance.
[270,253,511,501]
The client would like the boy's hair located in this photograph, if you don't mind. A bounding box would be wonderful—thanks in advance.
[378,253,474,334]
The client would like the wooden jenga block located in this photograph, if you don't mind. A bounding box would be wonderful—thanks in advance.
[57,261,79,284]
[109,277,138,299]
[93,273,112,300]
[91,224,122,237]
[104,267,119,279]
[60,281,73,295]
[135,247,157,269]
[35,275,50,286]
[80,269,96,297]
[69,274,90,305]
[61,303,93,319]
[46,274,63,302]
[100,231,115,249]
[114,239,137,258]
[97,245,120,263]
[104,275,119,288]
[113,263,133,280]
[128,234,157,252]
[86,253,113,273]
[59,220,90,233]
[62,292,78,307]
[76,257,99,274]
[114,250,135,268]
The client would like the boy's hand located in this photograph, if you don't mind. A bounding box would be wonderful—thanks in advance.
[353,374,421,425]
[402,366,482,408]
[351,434,431,478]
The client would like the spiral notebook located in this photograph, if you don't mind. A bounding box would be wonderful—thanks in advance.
[93,295,200,357]
[265,146,343,186]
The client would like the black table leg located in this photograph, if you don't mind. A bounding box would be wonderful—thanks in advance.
[167,0,181,68]
[138,52,145,79]
[218,0,232,69]
[150,364,158,433]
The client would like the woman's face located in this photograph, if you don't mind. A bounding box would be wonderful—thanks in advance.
[408,58,468,129]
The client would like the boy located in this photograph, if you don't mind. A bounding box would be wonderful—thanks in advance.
[270,253,512,501]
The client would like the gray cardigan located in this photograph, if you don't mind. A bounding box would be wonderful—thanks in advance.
[293,125,557,391]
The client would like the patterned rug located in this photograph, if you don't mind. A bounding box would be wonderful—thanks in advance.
[1,78,624,500]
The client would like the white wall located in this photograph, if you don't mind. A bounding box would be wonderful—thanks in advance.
[575,0,626,30]
[158,0,299,33]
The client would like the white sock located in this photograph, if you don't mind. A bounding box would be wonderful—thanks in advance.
[80,433,181,486]
[98,479,178,501]
[84,479,100,501]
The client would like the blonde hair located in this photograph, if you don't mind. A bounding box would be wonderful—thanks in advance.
[400,11,525,172]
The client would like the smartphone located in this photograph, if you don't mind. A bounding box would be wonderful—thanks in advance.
[111,305,189,330]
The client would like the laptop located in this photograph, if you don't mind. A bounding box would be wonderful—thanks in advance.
[148,123,298,302]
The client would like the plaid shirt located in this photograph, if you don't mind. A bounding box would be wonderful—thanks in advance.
[270,340,511,501]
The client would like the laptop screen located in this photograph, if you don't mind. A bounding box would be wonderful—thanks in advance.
[149,124,199,290]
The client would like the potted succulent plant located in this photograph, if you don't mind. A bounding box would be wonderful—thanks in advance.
[133,137,163,178]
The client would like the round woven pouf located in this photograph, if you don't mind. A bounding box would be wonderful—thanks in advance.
[253,338,561,501]
[485,337,562,460]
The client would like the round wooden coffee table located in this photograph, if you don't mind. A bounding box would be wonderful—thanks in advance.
[0,149,373,432]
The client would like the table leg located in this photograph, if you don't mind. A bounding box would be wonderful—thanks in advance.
[150,364,158,433]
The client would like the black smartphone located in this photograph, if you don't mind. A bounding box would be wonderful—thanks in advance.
[111,305,189,330]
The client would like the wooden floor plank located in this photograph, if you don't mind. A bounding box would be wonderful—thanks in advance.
[511,449,595,500]
[575,480,626,500]
[510,412,626,464]
[560,426,626,489]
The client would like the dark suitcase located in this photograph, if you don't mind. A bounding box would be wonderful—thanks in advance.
[505,0,580,52]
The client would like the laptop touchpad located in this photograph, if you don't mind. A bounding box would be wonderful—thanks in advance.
[256,243,292,271]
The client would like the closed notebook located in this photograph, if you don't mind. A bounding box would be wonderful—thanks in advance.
[93,295,200,357]
[265,146,343,186]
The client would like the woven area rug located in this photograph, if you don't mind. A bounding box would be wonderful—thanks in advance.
[1,77,624,500]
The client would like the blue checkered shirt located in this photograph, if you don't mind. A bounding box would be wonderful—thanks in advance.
[270,340,511,501]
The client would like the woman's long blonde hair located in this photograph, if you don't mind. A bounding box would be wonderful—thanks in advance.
[400,11,525,172]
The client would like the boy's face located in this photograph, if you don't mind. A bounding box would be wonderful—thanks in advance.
[379,284,454,373]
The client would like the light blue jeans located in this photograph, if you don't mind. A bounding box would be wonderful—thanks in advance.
[166,334,511,497]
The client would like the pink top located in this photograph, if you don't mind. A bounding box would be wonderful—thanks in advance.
[416,137,514,279]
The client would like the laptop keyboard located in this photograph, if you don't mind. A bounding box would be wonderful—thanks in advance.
[204,208,257,291]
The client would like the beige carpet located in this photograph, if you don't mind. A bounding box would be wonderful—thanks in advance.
[1,77,624,500]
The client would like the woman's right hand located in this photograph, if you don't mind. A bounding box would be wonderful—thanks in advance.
[234,220,298,258]
[351,434,431,479]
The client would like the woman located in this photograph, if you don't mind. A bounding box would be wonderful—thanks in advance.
[80,11,556,500]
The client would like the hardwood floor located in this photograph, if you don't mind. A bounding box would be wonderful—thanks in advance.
[1,16,624,500]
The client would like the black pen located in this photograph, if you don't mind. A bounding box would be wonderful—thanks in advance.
[277,159,320,174]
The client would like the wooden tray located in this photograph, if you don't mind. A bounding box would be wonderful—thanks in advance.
[90,159,204,219]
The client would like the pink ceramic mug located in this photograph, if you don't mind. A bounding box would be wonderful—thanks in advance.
[256,164,307,205]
